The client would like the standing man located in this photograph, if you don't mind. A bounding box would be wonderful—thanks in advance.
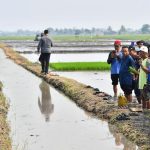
[119,46,135,102]
[107,40,122,100]
[138,46,150,109]
[37,29,53,75]
[129,46,141,104]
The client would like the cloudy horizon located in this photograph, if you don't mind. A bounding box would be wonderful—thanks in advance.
[0,0,150,31]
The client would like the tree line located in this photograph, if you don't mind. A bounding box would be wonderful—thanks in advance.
[0,24,150,36]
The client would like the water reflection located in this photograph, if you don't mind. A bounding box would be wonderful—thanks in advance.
[108,124,137,150]
[38,80,54,122]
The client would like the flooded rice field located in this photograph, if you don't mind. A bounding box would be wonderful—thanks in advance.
[18,52,121,96]
[3,40,132,53]
[21,53,108,63]
[3,39,127,97]
[0,49,138,150]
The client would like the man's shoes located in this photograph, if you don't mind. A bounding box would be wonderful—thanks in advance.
[40,71,45,75]
[45,72,48,75]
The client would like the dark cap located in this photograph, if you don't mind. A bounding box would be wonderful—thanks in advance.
[129,46,135,51]
[136,40,145,45]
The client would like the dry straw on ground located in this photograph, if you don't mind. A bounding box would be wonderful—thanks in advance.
[0,81,11,150]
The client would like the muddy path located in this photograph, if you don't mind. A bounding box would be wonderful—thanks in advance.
[0,44,149,149]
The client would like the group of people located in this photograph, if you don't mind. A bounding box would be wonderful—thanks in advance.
[107,40,150,110]
[37,29,150,110]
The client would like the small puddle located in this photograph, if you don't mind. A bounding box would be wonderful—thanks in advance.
[0,49,138,150]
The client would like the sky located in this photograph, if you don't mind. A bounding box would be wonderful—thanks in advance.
[0,0,150,31]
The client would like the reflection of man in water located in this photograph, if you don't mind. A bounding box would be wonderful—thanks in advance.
[38,80,54,122]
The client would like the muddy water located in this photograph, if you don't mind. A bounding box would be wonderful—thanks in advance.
[4,40,131,53]
[0,50,138,150]
[21,52,108,63]
[3,40,131,47]
[19,53,121,95]
[57,71,122,96]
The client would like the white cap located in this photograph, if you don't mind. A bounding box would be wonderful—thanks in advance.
[135,47,140,51]
[140,46,148,53]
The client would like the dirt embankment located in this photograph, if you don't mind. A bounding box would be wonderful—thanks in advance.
[0,43,150,150]
[0,81,11,150]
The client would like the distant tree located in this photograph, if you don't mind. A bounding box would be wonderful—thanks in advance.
[141,24,150,34]
[84,29,91,35]
[118,25,126,34]
[74,29,81,36]
[104,26,116,35]
[107,26,113,32]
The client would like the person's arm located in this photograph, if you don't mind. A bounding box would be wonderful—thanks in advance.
[130,56,135,68]
[37,39,42,52]
[140,60,150,74]
[116,52,123,61]
[138,58,150,73]
[51,40,53,47]
[107,52,114,64]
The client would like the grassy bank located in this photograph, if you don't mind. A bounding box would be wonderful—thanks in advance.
[0,82,11,150]
[0,34,150,41]
[50,62,110,71]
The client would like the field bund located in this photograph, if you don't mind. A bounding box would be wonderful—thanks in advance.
[0,82,11,150]
[0,43,150,149]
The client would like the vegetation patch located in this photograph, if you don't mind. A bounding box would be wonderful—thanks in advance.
[52,34,150,42]
[50,62,110,71]
[0,36,34,41]
[0,81,11,150]
[0,34,150,41]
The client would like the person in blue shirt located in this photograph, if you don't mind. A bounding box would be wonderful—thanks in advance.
[107,40,122,100]
[129,46,141,104]
[119,46,135,102]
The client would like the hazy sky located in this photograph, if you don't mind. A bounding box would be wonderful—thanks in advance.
[0,0,150,31]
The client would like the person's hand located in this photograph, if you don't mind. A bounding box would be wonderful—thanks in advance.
[111,51,116,58]
[138,59,142,66]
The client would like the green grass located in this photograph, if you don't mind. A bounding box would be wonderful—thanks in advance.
[50,62,110,71]
[0,34,150,41]
[0,36,34,40]
[52,34,150,42]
